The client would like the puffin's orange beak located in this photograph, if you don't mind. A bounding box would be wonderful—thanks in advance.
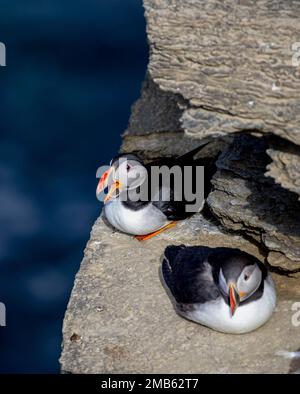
[97,167,113,196]
[97,166,122,204]
[104,180,121,203]
[229,284,240,316]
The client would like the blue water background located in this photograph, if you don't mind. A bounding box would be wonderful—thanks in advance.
[0,0,147,372]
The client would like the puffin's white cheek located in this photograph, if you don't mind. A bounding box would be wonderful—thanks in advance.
[238,280,254,297]
[237,281,248,293]
[237,272,262,299]
[129,168,147,189]
[118,176,128,188]
[239,291,247,301]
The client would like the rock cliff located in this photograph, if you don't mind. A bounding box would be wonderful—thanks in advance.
[60,0,300,373]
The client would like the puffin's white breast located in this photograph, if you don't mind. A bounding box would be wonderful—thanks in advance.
[177,275,276,334]
[104,198,169,235]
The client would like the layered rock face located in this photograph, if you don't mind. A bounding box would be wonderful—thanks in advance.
[123,0,300,273]
[60,0,300,373]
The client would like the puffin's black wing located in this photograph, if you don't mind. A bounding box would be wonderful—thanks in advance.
[146,144,216,220]
[145,143,210,169]
[175,142,210,163]
[153,196,191,221]
[162,245,220,304]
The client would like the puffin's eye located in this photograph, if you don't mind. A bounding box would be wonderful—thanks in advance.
[244,274,250,281]
[126,164,131,172]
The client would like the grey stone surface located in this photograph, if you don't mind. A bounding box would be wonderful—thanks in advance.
[144,0,300,198]
[121,130,228,162]
[60,216,300,373]
[266,144,300,200]
[207,135,300,270]
[122,72,230,161]
[267,251,300,273]
[145,0,300,146]
[124,74,185,136]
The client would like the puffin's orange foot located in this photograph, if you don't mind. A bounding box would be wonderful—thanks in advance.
[135,221,177,241]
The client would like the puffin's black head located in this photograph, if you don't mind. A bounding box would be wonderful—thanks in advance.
[96,153,146,203]
[110,153,143,167]
[210,250,266,316]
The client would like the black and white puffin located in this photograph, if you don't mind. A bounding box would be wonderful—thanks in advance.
[161,245,276,334]
[96,144,215,240]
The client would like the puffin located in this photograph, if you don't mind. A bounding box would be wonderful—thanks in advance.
[161,245,276,334]
[96,144,215,240]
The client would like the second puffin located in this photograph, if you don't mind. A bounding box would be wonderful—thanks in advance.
[161,245,277,334]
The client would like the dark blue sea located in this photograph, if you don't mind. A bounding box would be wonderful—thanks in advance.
[0,0,148,373]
